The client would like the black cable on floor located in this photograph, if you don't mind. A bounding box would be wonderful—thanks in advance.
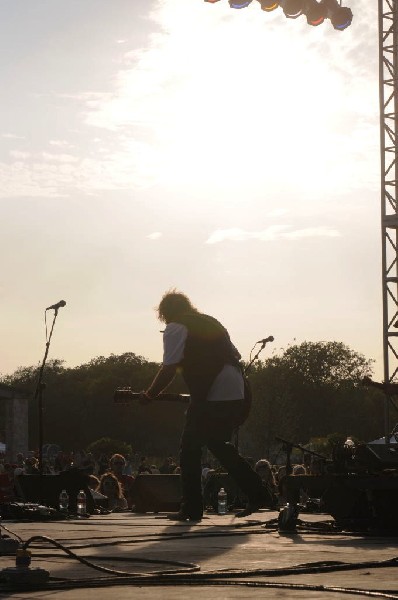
[1,522,398,597]
[22,535,200,577]
[20,534,398,585]
[0,574,397,598]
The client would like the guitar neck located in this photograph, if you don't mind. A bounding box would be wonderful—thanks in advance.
[114,388,190,404]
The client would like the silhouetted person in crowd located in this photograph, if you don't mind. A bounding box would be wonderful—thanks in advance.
[141,290,268,521]
[81,452,96,474]
[292,464,306,475]
[24,457,39,474]
[137,456,151,474]
[254,459,278,508]
[88,474,108,509]
[159,456,177,474]
[109,454,135,509]
[98,454,110,476]
[99,472,128,511]
[54,451,66,473]
[16,453,25,469]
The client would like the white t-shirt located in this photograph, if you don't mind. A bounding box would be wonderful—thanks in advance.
[163,322,244,402]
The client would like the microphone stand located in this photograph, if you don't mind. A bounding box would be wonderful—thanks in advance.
[234,340,273,455]
[34,308,61,479]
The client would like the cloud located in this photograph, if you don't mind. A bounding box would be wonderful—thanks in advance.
[267,208,289,218]
[9,150,31,159]
[147,232,162,239]
[49,140,75,149]
[0,158,76,198]
[1,133,25,140]
[0,142,156,198]
[283,227,341,239]
[41,152,79,163]
[206,226,341,244]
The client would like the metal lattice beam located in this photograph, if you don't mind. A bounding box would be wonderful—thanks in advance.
[379,0,398,437]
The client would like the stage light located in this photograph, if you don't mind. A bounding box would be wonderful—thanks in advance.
[330,5,352,29]
[303,0,328,26]
[323,0,353,30]
[205,0,353,31]
[229,0,253,7]
[258,0,279,11]
[280,0,305,18]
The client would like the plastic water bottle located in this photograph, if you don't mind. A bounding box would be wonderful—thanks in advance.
[77,490,87,516]
[217,487,227,515]
[58,489,69,513]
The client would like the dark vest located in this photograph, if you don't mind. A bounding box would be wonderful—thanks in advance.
[177,312,240,403]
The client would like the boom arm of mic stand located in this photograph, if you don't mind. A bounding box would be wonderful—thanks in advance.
[245,341,268,376]
[275,436,328,461]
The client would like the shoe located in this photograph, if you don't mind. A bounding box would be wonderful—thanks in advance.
[168,510,202,522]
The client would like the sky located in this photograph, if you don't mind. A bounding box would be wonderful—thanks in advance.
[0,0,383,379]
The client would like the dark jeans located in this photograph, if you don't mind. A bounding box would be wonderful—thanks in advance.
[179,401,265,517]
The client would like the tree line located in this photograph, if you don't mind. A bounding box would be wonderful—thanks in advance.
[0,341,388,460]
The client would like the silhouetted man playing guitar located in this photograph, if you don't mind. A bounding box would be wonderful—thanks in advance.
[142,290,267,521]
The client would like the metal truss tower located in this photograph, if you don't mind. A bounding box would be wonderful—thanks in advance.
[379,0,398,437]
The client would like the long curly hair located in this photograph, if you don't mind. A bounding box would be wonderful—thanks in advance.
[157,289,197,323]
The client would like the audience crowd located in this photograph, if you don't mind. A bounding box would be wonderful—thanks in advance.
[0,448,324,514]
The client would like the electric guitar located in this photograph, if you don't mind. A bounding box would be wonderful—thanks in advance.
[114,388,190,405]
[362,376,398,395]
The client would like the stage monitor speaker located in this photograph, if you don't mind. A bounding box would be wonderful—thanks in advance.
[321,478,398,531]
[131,474,182,513]
[16,469,94,513]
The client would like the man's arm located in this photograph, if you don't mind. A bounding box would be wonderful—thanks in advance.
[145,364,178,399]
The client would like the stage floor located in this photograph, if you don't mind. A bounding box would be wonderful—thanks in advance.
[0,510,397,599]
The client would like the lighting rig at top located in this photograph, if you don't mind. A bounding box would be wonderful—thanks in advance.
[204,0,353,30]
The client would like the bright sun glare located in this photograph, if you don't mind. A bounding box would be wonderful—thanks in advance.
[85,1,375,194]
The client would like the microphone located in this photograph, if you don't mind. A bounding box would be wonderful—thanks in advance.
[257,335,274,344]
[46,300,66,311]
